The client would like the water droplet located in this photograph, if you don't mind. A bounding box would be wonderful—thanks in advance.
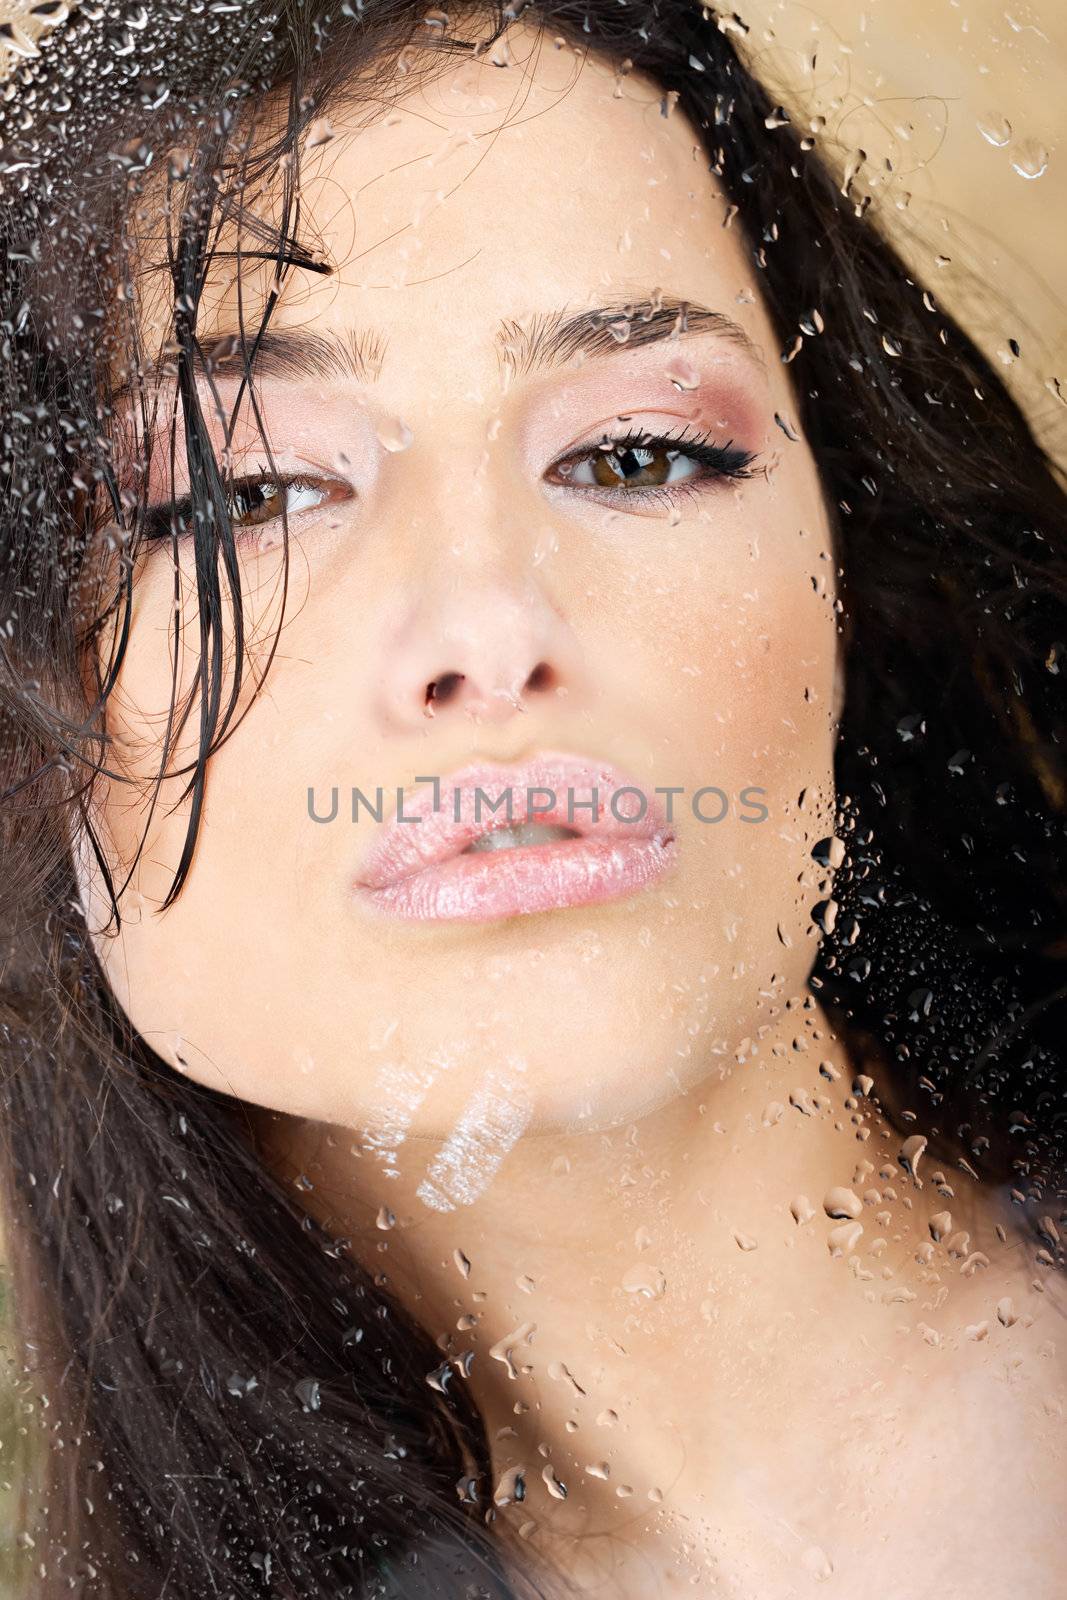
[426,1359,453,1394]
[306,116,336,148]
[1,22,39,58]
[548,1360,586,1396]
[489,1321,536,1379]
[664,357,700,391]
[226,1371,259,1397]
[542,1463,567,1499]
[1011,139,1049,180]
[977,111,1012,147]
[811,835,846,868]
[791,1194,815,1225]
[254,522,285,552]
[494,1465,526,1505]
[376,415,414,452]
[733,1231,759,1252]
[928,1209,952,1241]
[899,1133,927,1185]
[827,1220,863,1256]
[532,526,559,567]
[800,1545,834,1580]
[621,1263,667,1299]
[294,1377,321,1410]
[823,1186,863,1219]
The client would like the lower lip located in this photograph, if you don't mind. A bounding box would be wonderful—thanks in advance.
[354,832,677,922]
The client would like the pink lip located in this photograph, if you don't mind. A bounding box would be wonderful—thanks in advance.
[352,752,678,922]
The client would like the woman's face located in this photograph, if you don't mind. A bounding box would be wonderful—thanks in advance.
[75,32,842,1155]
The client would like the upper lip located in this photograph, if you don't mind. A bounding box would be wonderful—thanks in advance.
[354,750,674,891]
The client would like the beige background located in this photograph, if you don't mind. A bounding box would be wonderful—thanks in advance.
[730,0,1067,459]
[2,0,1065,454]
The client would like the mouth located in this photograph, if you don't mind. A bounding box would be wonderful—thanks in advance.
[351,752,678,923]
[460,820,581,854]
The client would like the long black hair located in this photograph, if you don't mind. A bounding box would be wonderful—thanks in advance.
[1,2,1065,1596]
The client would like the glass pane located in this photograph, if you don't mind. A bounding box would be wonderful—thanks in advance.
[1,3,1064,1596]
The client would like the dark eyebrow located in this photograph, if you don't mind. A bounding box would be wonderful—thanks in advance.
[123,293,760,396]
[137,325,389,390]
[495,296,763,377]
[224,325,389,384]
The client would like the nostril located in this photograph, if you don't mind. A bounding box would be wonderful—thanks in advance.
[425,672,465,714]
[524,661,555,694]
[421,663,554,720]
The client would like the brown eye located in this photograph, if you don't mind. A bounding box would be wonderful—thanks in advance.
[141,473,342,545]
[550,428,744,498]
[228,476,327,526]
[587,443,678,489]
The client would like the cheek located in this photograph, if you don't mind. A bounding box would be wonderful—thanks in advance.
[94,546,297,793]
[597,485,840,964]
[78,557,299,1028]
[685,558,837,769]
[600,505,838,780]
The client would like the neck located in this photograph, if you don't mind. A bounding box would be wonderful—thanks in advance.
[249,993,1008,1587]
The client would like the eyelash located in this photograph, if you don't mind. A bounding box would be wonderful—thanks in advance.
[140,426,758,542]
[548,424,757,507]
[141,472,329,544]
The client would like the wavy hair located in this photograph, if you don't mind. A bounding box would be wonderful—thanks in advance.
[0,2,1065,1595]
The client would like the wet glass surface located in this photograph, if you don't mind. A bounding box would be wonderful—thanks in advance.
[0,3,1065,1597]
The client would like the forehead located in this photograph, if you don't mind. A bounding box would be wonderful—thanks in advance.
[136,28,772,375]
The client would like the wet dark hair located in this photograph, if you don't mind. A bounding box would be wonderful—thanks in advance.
[1,1,1065,1596]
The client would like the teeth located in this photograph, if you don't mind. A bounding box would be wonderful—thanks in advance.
[463,822,579,855]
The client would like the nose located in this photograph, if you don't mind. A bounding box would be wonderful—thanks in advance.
[375,573,585,733]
